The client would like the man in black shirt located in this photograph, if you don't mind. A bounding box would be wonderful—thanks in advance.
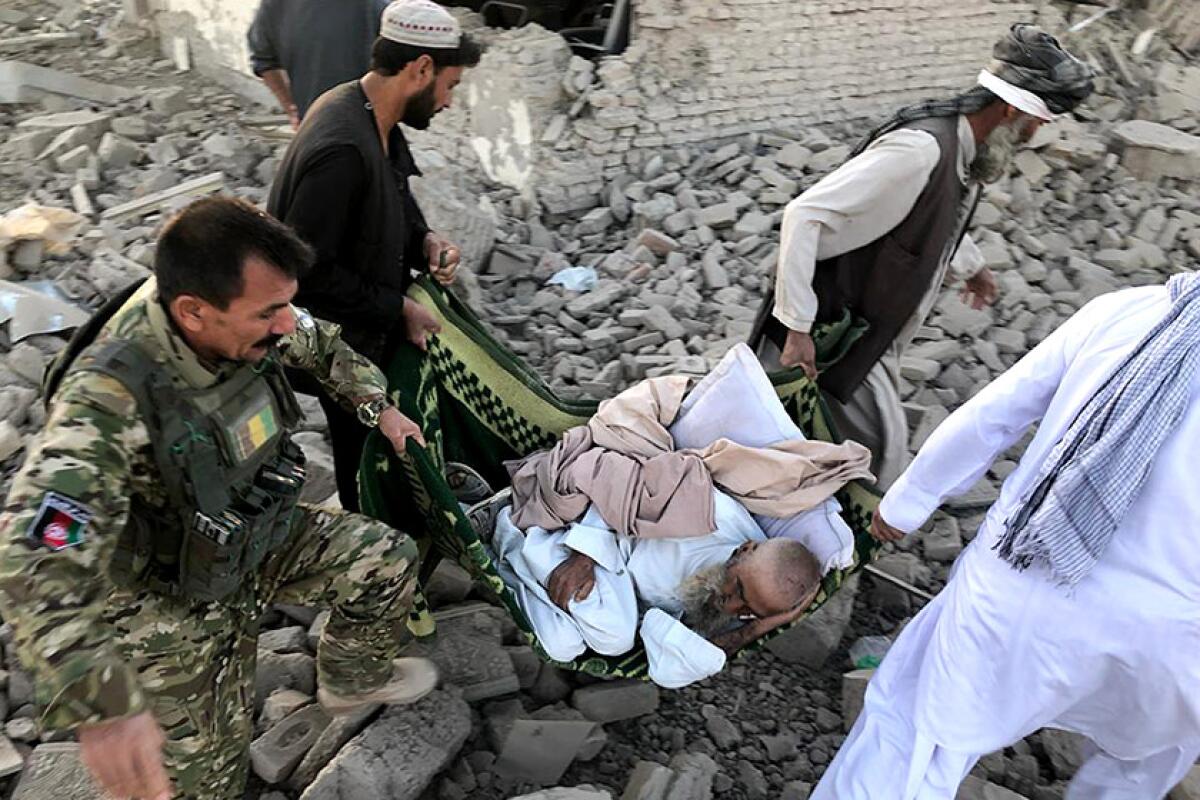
[268,0,482,511]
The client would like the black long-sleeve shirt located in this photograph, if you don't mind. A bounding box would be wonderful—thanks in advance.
[268,81,430,364]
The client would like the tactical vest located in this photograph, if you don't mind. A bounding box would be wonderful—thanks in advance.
[45,284,307,603]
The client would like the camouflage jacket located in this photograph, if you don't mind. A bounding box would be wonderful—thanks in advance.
[0,278,388,730]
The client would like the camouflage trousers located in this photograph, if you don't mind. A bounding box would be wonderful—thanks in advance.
[107,504,418,800]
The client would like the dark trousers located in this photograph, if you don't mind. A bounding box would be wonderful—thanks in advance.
[319,392,369,513]
[287,368,370,513]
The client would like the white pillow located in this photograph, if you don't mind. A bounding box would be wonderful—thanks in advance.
[754,497,855,575]
[669,343,802,450]
[671,343,854,575]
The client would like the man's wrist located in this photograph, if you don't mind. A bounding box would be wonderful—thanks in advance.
[775,311,814,335]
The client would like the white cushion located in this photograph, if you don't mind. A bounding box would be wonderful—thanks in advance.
[754,497,855,574]
[669,344,854,574]
[669,343,801,450]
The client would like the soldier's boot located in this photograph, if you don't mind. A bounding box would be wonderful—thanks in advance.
[318,656,439,714]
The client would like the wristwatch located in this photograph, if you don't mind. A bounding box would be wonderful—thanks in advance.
[356,396,390,428]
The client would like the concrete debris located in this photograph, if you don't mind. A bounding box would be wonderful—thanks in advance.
[0,4,1197,800]
[1112,120,1200,181]
[98,172,225,223]
[0,733,23,778]
[0,205,85,258]
[622,760,674,800]
[292,431,336,505]
[255,650,317,713]
[840,669,874,732]
[956,776,1030,800]
[286,702,380,791]
[0,420,18,461]
[493,718,598,784]
[404,603,520,702]
[571,680,660,723]
[511,788,613,800]
[260,688,313,726]
[250,704,332,784]
[0,280,89,341]
[0,32,83,53]
[12,743,104,800]
[1173,765,1200,800]
[1038,728,1087,780]
[0,60,131,104]
[299,690,470,800]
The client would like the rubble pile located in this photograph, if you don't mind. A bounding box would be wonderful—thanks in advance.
[0,1,1199,799]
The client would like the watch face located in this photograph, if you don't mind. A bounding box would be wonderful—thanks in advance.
[359,399,384,426]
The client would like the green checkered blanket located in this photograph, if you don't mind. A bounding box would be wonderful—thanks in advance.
[358,277,881,679]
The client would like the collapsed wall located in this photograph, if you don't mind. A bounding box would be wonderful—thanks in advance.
[146,0,1038,213]
[437,0,1040,215]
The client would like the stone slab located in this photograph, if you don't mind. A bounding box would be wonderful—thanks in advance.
[287,703,380,791]
[0,60,130,104]
[1112,120,1200,181]
[493,718,597,784]
[571,680,660,723]
[299,690,470,800]
[12,743,103,800]
[405,603,520,702]
[250,703,331,784]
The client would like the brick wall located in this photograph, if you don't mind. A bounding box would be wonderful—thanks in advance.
[152,0,1041,213]
[414,0,1040,214]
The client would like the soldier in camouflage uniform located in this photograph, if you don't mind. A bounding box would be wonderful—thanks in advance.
[0,197,441,800]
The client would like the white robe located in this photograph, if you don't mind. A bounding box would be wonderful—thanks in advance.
[492,492,759,677]
[492,490,846,687]
[815,285,1200,799]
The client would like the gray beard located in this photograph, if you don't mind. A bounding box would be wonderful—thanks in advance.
[677,562,736,638]
[970,121,1025,184]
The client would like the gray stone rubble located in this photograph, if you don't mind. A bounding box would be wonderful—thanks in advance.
[0,1,1198,799]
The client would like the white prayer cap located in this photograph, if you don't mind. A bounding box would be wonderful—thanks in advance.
[977,69,1056,122]
[380,0,461,49]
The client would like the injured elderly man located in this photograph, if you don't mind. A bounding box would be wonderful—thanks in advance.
[476,344,873,687]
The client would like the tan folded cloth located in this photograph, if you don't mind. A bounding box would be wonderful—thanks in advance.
[506,376,873,539]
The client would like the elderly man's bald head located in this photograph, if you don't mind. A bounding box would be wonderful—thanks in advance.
[679,538,822,638]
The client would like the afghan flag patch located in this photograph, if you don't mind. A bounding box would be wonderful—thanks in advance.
[27,492,91,551]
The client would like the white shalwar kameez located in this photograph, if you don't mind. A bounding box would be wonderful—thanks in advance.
[492,490,849,687]
[814,285,1200,799]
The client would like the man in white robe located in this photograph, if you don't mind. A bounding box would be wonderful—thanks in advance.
[814,279,1200,799]
[491,490,829,686]
[756,24,1093,488]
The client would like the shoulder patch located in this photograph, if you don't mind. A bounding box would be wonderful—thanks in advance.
[27,492,92,551]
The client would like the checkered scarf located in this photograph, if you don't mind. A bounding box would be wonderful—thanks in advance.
[996,272,1200,586]
[851,23,1093,158]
